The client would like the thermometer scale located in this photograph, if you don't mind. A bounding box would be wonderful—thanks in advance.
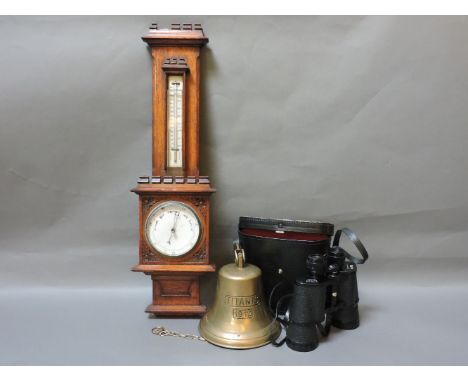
[167,75,184,169]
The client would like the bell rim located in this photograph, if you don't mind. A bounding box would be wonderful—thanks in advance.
[198,319,281,350]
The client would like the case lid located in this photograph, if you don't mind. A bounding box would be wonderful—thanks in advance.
[238,216,334,236]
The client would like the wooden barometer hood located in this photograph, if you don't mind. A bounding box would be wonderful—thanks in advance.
[143,23,208,177]
[142,23,208,47]
[131,23,215,317]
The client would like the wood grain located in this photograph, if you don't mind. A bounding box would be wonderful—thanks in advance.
[132,264,216,273]
[132,24,214,316]
[150,46,202,177]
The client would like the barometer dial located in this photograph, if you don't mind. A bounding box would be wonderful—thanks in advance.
[145,201,201,257]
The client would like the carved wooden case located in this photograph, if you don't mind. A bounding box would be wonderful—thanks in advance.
[132,24,214,316]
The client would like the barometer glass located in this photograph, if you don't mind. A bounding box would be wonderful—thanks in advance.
[145,201,201,257]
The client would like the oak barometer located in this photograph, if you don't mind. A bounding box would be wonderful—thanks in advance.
[132,23,215,316]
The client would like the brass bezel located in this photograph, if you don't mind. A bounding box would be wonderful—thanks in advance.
[144,200,203,258]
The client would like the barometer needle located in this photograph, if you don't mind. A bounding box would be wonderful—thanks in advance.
[167,212,180,244]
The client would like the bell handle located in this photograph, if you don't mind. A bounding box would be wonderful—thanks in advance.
[233,240,245,268]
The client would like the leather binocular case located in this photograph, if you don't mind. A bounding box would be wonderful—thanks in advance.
[238,217,369,352]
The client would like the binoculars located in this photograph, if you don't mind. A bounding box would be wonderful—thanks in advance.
[285,248,362,351]
[239,217,369,352]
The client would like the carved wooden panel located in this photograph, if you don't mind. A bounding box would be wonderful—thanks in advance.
[152,275,199,305]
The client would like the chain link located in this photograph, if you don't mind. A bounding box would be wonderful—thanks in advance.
[152,326,206,342]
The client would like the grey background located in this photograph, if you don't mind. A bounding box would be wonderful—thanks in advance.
[1,16,467,365]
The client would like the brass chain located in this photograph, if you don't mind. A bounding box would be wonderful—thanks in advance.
[152,326,206,342]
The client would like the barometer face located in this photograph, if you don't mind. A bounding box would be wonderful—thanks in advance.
[145,201,201,257]
[167,74,184,169]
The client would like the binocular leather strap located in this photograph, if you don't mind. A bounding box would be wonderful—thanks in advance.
[332,227,369,264]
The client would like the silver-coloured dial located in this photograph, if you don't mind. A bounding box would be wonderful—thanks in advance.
[145,201,201,257]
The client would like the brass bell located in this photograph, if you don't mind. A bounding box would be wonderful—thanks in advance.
[199,243,281,349]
